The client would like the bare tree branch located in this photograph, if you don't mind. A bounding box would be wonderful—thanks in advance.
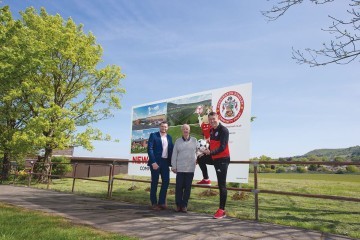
[263,0,360,66]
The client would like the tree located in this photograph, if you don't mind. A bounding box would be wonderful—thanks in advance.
[308,164,318,171]
[276,166,286,173]
[346,165,359,172]
[262,0,360,66]
[296,166,307,173]
[0,6,39,179]
[334,156,346,162]
[2,7,125,181]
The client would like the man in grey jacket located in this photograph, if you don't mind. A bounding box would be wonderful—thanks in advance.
[171,124,197,213]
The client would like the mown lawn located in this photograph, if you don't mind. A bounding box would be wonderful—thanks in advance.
[12,173,360,239]
[0,202,137,240]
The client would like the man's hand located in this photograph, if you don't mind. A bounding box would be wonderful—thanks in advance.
[171,168,177,173]
[152,162,159,170]
[203,149,211,155]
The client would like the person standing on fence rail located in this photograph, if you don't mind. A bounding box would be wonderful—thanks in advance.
[171,124,197,213]
[197,111,230,219]
[147,121,174,210]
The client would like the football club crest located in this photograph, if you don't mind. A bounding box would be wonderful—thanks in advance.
[216,91,244,124]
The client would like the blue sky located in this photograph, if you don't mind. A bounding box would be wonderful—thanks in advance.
[132,129,157,141]
[133,102,167,120]
[169,93,212,105]
[3,1,359,158]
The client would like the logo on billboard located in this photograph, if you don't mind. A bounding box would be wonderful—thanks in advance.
[216,91,244,124]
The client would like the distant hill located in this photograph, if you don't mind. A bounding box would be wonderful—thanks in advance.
[304,146,360,158]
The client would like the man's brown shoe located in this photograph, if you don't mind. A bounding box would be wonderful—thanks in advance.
[181,207,188,213]
[174,206,181,212]
[151,205,160,210]
[158,204,167,210]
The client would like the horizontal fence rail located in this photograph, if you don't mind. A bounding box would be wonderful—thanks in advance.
[1,160,359,221]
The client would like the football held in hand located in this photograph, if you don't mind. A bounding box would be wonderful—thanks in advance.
[197,139,209,152]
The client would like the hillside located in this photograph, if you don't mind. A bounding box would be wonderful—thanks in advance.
[304,146,360,158]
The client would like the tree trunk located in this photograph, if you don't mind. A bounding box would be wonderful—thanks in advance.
[39,147,53,183]
[1,152,11,180]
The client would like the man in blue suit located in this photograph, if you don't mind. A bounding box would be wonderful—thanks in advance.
[147,121,173,210]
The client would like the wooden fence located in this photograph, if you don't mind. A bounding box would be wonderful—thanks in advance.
[1,160,359,221]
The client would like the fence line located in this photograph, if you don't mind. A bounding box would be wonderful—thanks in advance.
[1,160,359,221]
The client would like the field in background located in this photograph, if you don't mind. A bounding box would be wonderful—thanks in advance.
[11,173,360,239]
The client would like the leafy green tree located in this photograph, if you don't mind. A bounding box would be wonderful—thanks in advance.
[308,164,318,171]
[0,6,40,179]
[346,165,359,173]
[294,157,309,162]
[258,155,272,168]
[275,167,285,173]
[320,156,329,162]
[351,155,360,162]
[296,166,307,173]
[334,156,346,162]
[307,155,322,162]
[1,7,125,181]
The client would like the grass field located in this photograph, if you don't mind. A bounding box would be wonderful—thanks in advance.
[168,124,204,141]
[0,202,136,240]
[167,100,211,126]
[9,173,360,239]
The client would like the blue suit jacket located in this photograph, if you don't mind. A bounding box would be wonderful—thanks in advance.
[147,132,173,166]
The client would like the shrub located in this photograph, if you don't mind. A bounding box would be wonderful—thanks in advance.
[319,166,330,173]
[346,165,359,173]
[51,156,72,177]
[262,167,275,173]
[308,164,318,171]
[276,167,285,173]
[17,169,29,180]
[296,166,307,173]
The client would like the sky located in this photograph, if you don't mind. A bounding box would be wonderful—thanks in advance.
[2,0,359,159]
[133,102,167,120]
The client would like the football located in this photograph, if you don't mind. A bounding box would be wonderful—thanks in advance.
[197,139,209,152]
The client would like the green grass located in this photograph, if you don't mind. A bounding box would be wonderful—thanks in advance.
[0,202,137,240]
[254,173,360,197]
[11,173,360,239]
[168,125,203,141]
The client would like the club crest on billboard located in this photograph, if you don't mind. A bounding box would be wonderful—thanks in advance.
[216,91,244,124]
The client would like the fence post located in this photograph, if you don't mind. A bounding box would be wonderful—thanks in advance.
[47,163,53,190]
[72,163,78,193]
[28,161,35,187]
[107,164,114,198]
[109,161,116,198]
[253,161,259,221]
[12,163,18,185]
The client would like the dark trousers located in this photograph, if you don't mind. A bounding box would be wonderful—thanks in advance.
[197,155,230,210]
[150,158,170,205]
[175,172,194,208]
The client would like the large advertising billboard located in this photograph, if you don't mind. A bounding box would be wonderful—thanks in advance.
[129,83,252,183]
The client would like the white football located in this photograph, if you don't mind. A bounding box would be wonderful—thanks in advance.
[197,139,209,152]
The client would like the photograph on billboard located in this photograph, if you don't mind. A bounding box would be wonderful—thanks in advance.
[131,128,158,154]
[167,93,212,141]
[132,102,167,131]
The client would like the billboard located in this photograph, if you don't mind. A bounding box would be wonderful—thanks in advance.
[129,83,252,183]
